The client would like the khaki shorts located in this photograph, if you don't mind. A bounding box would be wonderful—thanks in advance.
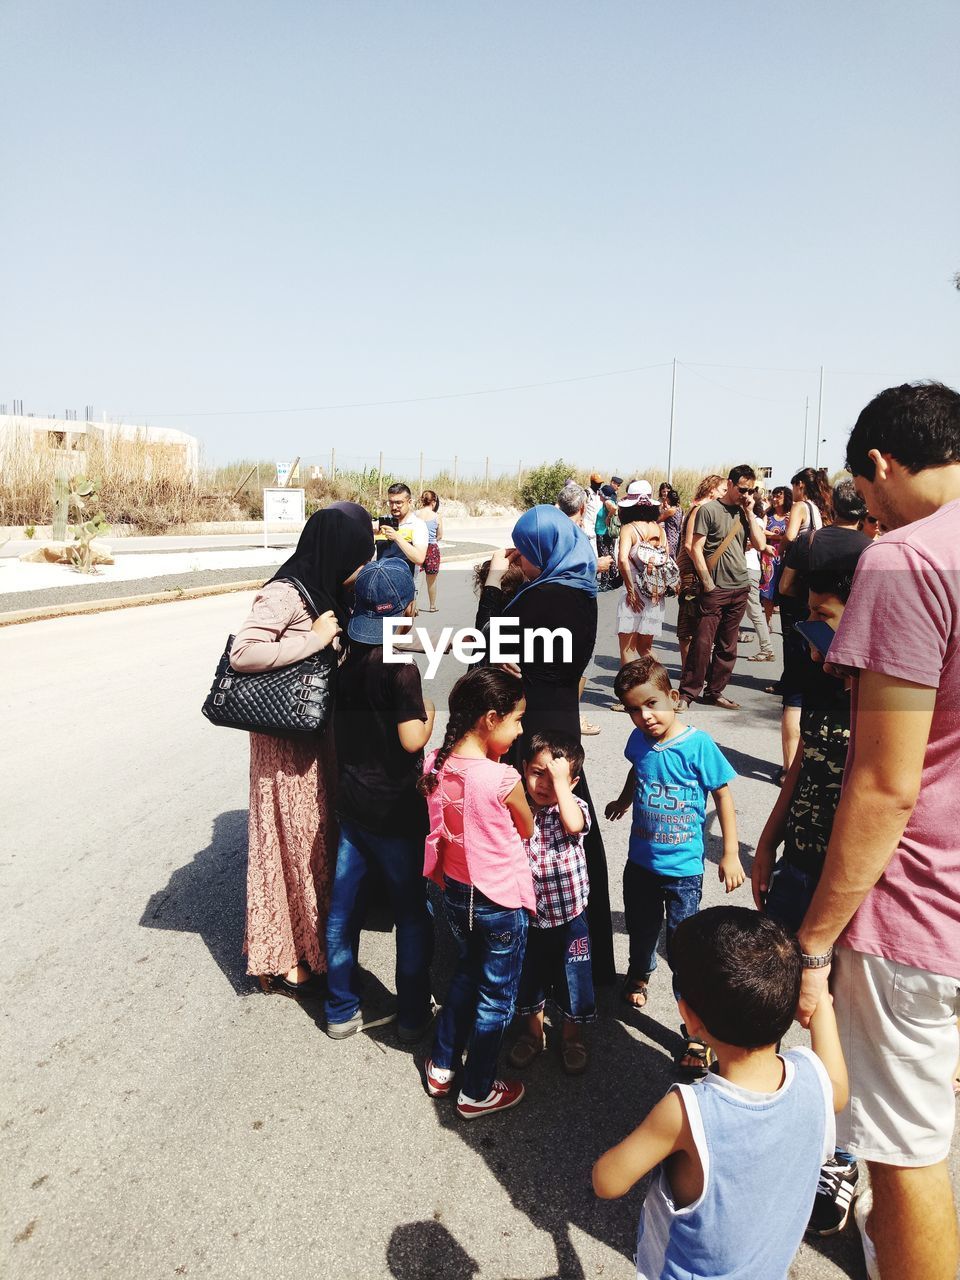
[833,948,960,1166]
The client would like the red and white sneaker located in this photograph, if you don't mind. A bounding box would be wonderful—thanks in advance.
[424,1059,454,1098]
[456,1078,525,1120]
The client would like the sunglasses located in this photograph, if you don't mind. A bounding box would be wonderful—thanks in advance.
[737,486,757,495]
[865,514,880,524]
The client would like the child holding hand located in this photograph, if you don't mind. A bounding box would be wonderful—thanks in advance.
[606,656,744,1075]
[508,734,595,1077]
[593,907,847,1280]
[421,667,535,1120]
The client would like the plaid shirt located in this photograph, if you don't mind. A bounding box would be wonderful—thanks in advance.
[523,797,591,928]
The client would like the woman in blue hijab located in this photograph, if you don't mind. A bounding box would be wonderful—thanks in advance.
[476,504,614,983]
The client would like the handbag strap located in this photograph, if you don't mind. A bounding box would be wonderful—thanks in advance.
[278,575,319,618]
[705,512,745,573]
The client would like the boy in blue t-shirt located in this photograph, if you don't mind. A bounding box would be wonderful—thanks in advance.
[606,656,744,1074]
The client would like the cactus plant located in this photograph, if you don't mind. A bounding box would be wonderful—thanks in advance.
[67,476,111,573]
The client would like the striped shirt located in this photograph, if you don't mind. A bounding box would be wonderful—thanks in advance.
[524,798,591,928]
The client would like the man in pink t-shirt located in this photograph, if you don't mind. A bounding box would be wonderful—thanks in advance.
[796,382,960,1280]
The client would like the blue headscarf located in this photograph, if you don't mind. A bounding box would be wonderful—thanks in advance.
[506,505,599,611]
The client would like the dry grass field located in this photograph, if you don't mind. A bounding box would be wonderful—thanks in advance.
[1,434,733,532]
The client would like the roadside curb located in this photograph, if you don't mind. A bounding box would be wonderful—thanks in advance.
[0,549,490,627]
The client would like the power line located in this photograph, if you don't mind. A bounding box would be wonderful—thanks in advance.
[678,362,804,406]
[134,361,673,419]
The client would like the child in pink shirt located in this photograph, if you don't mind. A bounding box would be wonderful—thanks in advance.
[421,667,535,1120]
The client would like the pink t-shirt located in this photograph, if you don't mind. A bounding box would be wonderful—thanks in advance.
[422,751,535,912]
[829,497,960,978]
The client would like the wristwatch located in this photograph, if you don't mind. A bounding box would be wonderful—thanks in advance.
[800,946,834,969]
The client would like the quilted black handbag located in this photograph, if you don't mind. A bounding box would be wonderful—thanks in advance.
[201,577,337,737]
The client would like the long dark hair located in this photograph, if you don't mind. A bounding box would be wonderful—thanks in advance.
[791,467,833,524]
[419,667,524,795]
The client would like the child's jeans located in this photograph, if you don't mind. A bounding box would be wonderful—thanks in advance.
[764,859,819,933]
[515,910,596,1024]
[431,877,528,1102]
[623,861,703,1001]
[325,818,434,1032]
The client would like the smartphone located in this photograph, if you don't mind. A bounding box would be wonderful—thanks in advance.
[794,619,836,657]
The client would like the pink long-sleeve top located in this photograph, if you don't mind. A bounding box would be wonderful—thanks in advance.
[422,749,535,913]
[229,580,323,673]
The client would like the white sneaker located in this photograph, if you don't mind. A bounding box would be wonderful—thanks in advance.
[854,1185,880,1280]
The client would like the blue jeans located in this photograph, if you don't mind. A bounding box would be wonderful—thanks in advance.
[516,911,596,1024]
[324,818,434,1031]
[764,859,818,934]
[430,878,528,1101]
[623,861,702,1001]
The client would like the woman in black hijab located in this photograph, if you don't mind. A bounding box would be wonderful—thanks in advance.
[230,503,374,996]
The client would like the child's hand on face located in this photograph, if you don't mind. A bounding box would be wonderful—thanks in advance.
[605,797,630,821]
[719,855,746,893]
[545,755,573,792]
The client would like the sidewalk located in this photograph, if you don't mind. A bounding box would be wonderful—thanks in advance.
[0,528,510,625]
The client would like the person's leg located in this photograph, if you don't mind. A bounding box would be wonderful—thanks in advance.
[460,903,529,1102]
[662,874,703,1002]
[618,631,641,666]
[622,861,664,990]
[703,587,748,698]
[679,590,724,702]
[324,820,371,1025]
[576,771,615,985]
[867,1160,959,1280]
[635,633,654,658]
[745,570,773,654]
[426,572,438,610]
[832,950,960,1276]
[364,829,434,1031]
[430,886,478,1074]
[556,911,595,1050]
[513,925,547,1046]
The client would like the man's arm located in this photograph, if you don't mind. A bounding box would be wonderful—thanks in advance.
[690,532,712,591]
[380,523,427,566]
[796,670,936,1023]
[744,506,767,552]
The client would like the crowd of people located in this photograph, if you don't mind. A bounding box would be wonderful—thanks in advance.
[220,381,959,1280]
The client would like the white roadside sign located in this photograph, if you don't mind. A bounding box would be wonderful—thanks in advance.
[263,487,306,548]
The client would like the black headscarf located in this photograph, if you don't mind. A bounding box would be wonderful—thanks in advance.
[268,502,374,627]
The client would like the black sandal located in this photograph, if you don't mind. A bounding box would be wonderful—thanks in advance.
[675,1028,713,1078]
[258,972,326,1000]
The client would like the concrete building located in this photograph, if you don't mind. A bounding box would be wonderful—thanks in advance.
[0,415,201,480]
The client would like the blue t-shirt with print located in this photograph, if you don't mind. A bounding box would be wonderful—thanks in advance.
[625,725,736,877]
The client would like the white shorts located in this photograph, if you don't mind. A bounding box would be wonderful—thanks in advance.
[616,591,665,637]
[833,948,960,1166]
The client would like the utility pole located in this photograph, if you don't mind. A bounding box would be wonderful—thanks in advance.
[802,396,809,466]
[814,366,825,470]
[666,357,677,484]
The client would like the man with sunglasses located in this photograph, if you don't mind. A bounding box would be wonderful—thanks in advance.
[678,465,766,712]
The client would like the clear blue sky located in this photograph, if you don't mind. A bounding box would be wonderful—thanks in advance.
[2,1,958,483]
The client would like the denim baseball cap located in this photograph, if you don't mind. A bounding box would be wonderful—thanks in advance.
[348,557,416,644]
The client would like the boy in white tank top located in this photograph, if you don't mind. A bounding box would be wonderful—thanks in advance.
[593,907,848,1279]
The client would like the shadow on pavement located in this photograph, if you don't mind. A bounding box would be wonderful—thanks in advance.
[139,809,251,995]
[387,1220,480,1278]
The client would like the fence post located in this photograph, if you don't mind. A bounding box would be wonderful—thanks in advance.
[484,456,489,492]
[378,451,384,505]
[453,455,459,502]
[418,450,423,496]
[330,447,336,481]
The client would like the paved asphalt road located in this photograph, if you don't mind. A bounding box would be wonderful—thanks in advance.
[3,568,955,1279]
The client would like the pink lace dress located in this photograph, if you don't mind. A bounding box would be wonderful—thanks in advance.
[230,581,338,976]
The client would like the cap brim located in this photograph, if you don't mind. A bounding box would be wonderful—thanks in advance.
[348,614,400,645]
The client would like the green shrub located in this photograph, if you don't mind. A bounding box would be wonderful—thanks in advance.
[518,459,574,509]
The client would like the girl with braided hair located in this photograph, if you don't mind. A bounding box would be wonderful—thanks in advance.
[421,667,536,1120]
